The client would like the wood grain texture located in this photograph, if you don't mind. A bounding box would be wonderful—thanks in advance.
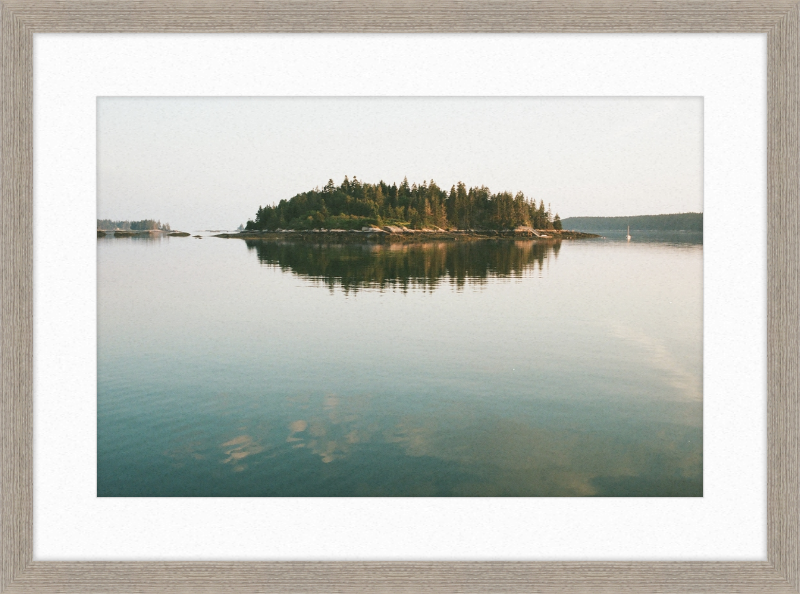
[1,3,33,594]
[769,3,800,592]
[0,0,798,32]
[1,1,798,593]
[4,561,798,593]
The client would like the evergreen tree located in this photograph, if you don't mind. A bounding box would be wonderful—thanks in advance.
[243,177,564,232]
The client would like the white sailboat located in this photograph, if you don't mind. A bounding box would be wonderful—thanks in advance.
[626,225,631,241]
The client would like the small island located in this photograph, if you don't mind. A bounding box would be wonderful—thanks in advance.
[97,219,189,237]
[216,177,598,242]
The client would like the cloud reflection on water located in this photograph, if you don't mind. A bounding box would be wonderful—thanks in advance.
[205,389,701,496]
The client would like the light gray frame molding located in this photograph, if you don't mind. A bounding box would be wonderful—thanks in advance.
[1,1,797,592]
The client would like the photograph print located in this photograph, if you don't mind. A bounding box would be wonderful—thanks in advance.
[97,97,703,497]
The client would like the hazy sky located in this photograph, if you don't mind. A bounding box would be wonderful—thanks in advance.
[97,97,702,231]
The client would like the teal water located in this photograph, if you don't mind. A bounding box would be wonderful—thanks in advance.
[97,233,702,497]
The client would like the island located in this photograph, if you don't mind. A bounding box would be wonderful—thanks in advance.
[97,219,189,237]
[216,177,598,242]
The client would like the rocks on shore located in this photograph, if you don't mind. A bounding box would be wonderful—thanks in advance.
[215,228,598,242]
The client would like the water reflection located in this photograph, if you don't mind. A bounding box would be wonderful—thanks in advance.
[598,230,703,245]
[98,233,170,242]
[246,239,561,292]
[98,233,703,497]
[220,435,266,471]
[172,390,702,497]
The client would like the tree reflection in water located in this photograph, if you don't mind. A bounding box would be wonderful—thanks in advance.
[245,239,561,293]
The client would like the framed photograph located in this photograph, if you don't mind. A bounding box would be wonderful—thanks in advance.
[2,2,797,593]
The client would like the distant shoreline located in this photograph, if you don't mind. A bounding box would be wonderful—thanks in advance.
[214,228,599,242]
[97,229,190,238]
[560,212,702,233]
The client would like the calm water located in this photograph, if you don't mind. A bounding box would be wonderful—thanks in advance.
[97,233,703,497]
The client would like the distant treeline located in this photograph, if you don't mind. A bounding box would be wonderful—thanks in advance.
[560,213,703,232]
[97,219,171,231]
[246,176,563,231]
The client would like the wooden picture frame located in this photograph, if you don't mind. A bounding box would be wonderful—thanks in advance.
[2,2,797,592]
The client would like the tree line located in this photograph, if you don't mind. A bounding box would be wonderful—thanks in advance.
[560,213,702,232]
[97,219,171,231]
[246,177,562,231]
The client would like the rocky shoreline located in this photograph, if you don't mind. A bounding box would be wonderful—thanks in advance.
[214,227,599,242]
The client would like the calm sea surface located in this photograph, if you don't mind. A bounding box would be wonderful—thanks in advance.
[97,232,703,496]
